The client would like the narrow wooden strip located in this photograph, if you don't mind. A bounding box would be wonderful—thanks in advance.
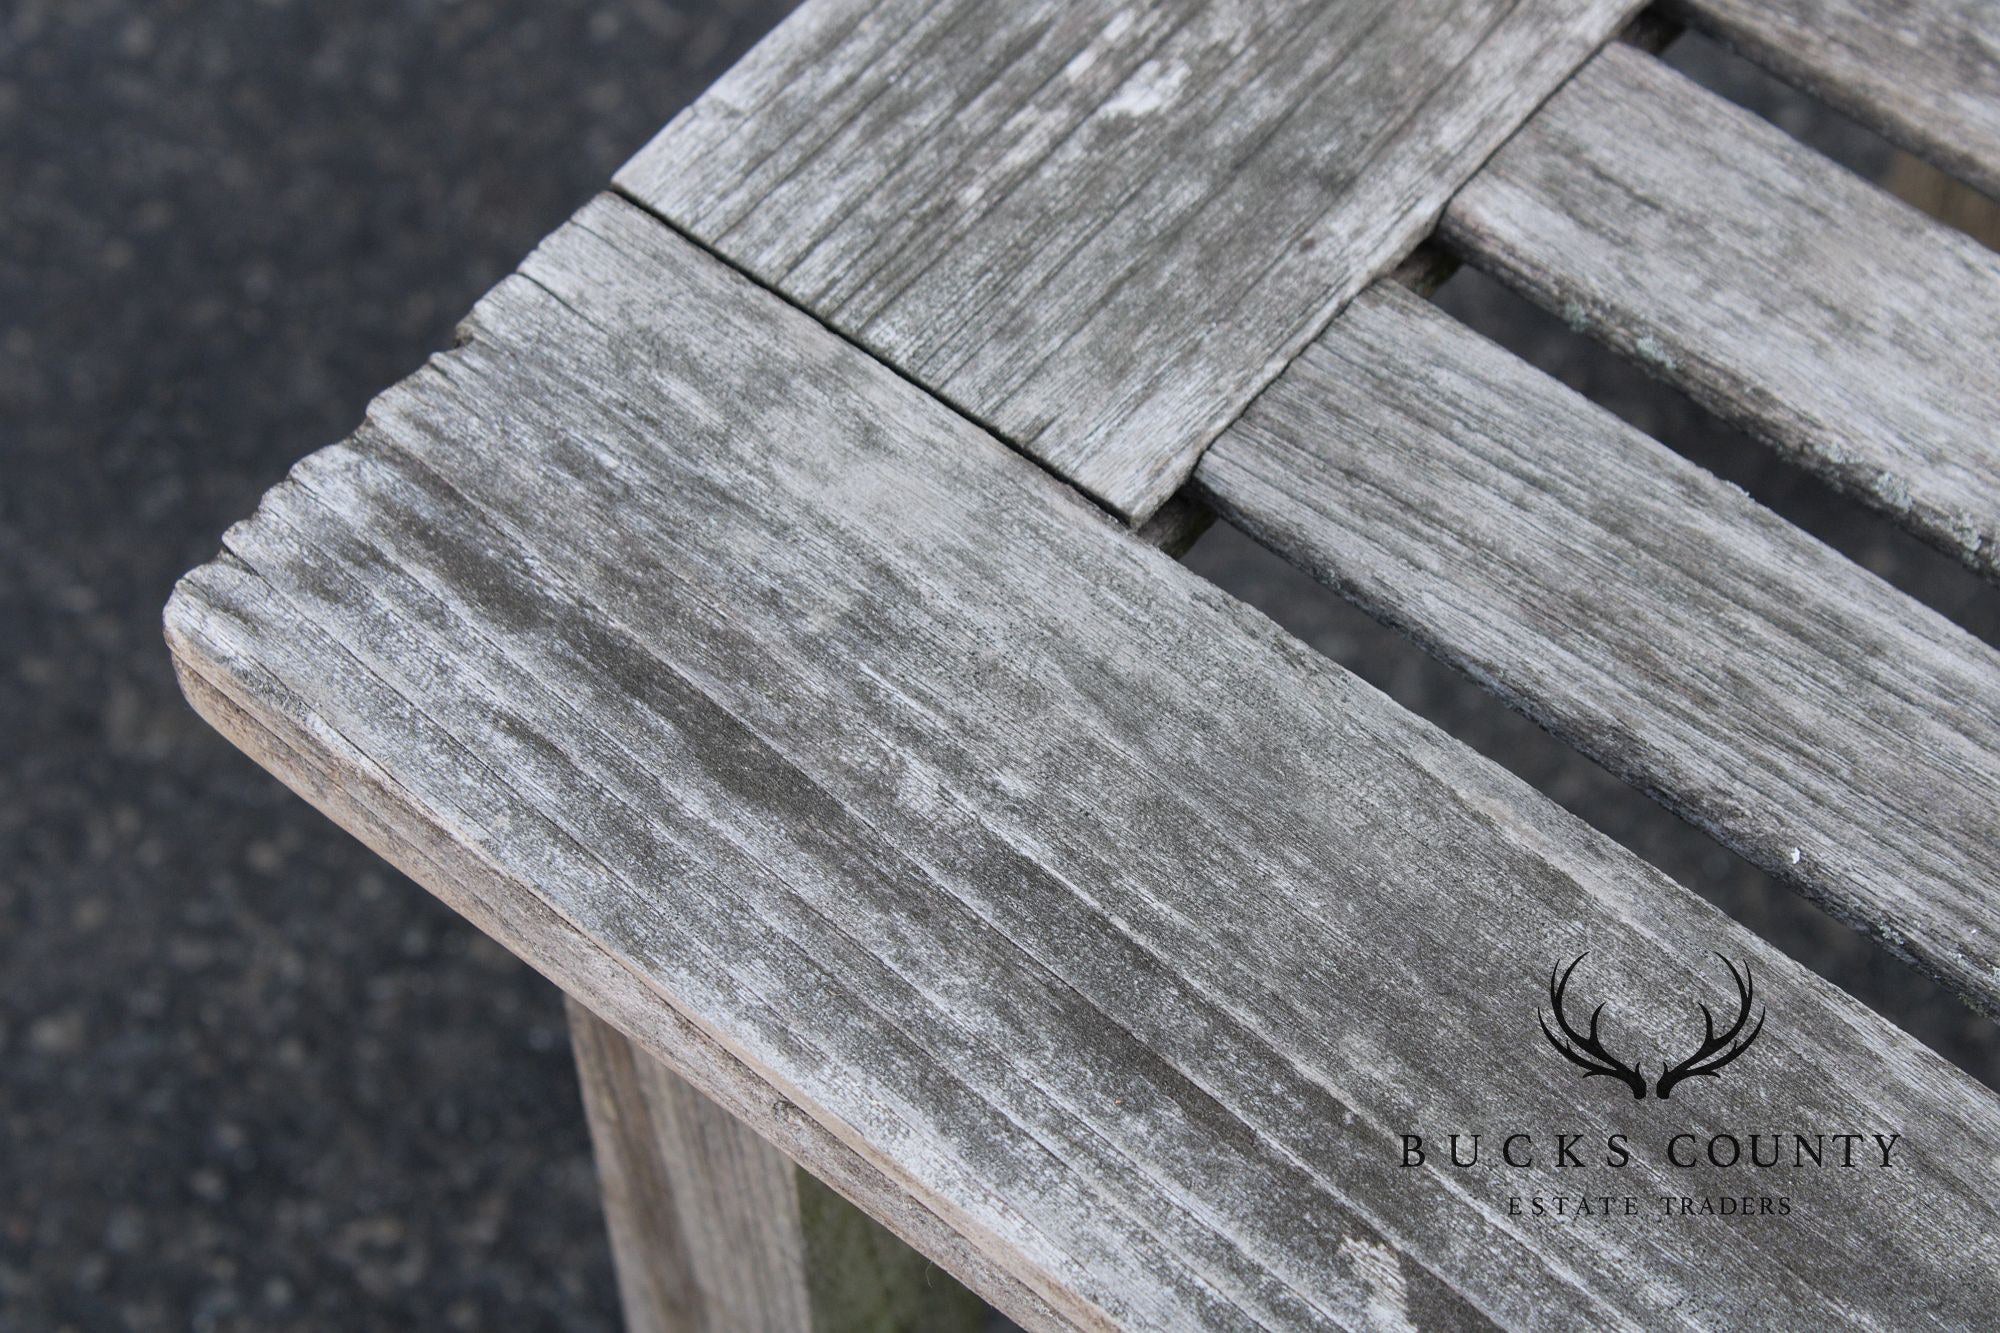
[568,999,985,1332]
[1197,280,2000,1017]
[166,194,2000,1327]
[1439,43,2000,579]
[1664,0,2000,198]
[616,0,1640,521]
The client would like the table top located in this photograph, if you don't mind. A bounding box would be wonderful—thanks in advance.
[168,1,2000,1325]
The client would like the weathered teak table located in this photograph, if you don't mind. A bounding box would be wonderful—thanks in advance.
[167,1,2000,1327]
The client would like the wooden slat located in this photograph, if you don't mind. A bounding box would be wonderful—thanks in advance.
[1196,280,2000,1019]
[615,0,1641,522]
[167,193,2000,1328]
[1665,0,2000,199]
[1439,43,2000,580]
[169,662,1069,1332]
[567,998,985,1332]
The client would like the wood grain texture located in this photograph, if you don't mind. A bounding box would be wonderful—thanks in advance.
[1197,280,2000,1019]
[569,996,812,1332]
[1665,0,2000,199]
[166,195,2000,1328]
[169,650,1069,1333]
[568,999,984,1332]
[615,0,1641,522]
[1439,43,2000,580]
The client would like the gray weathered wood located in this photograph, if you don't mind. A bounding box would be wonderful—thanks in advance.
[615,0,1641,522]
[1197,279,2000,1020]
[569,996,810,1331]
[166,193,2000,1328]
[1665,0,2000,199]
[1132,491,1214,559]
[1439,43,2000,580]
[170,661,1067,1332]
[568,998,985,1332]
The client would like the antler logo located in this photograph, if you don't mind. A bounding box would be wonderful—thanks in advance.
[1538,953,1766,1100]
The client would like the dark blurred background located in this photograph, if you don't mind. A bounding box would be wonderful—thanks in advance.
[4,4,1997,1329]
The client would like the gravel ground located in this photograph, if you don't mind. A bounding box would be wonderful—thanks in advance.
[4,7,1997,1330]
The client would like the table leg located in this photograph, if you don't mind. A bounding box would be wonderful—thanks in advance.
[565,997,987,1332]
